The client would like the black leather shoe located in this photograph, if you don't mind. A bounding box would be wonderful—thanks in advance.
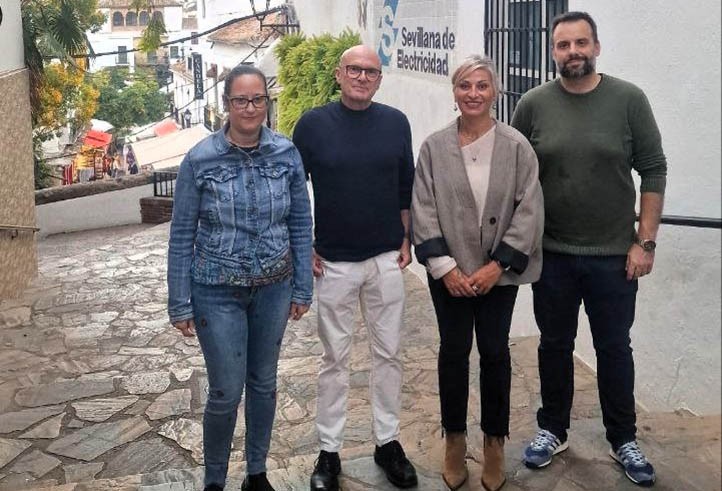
[204,485,223,491]
[374,441,418,488]
[310,450,341,490]
[241,472,275,491]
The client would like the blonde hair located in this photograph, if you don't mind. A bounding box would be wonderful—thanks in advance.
[451,55,501,95]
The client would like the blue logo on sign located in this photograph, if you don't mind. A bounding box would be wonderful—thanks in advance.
[377,0,400,66]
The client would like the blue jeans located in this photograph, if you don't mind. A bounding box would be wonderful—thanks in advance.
[533,251,638,448]
[192,279,292,487]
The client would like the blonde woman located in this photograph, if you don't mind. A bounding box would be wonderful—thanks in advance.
[410,55,543,491]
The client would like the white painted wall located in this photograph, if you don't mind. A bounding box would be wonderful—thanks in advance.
[36,185,153,238]
[0,0,25,73]
[291,0,722,415]
[164,6,184,32]
[87,33,136,71]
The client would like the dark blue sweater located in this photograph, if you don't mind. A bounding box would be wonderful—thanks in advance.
[293,101,414,262]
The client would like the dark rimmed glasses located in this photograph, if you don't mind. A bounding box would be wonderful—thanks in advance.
[227,95,269,110]
[344,65,382,81]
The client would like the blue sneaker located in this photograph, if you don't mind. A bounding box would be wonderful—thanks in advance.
[523,429,569,469]
[610,441,656,487]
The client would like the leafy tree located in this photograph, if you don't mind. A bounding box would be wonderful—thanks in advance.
[276,30,361,136]
[93,67,168,132]
[21,0,104,122]
[36,63,99,139]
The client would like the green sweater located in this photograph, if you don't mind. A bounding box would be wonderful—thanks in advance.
[511,74,667,255]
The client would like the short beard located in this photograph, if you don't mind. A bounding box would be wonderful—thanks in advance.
[559,56,595,79]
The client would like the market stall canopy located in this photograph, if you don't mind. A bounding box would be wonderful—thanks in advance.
[127,118,180,142]
[153,118,179,137]
[83,130,113,148]
[90,119,114,132]
[128,125,210,170]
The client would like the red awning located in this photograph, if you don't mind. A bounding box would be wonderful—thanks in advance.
[83,129,113,148]
[153,118,179,137]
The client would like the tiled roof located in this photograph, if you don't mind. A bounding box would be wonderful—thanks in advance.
[207,11,283,45]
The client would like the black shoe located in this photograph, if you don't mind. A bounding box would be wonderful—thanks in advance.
[310,450,341,490]
[204,485,223,491]
[374,441,418,488]
[241,472,275,491]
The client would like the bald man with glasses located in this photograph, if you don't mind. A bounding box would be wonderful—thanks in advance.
[293,45,418,491]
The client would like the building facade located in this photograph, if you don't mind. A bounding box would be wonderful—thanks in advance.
[0,0,38,299]
[169,2,287,130]
[88,0,195,76]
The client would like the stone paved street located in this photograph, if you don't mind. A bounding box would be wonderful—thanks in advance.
[0,224,719,490]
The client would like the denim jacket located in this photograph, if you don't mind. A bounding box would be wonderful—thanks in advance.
[167,123,313,323]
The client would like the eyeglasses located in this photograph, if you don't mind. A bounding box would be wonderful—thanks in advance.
[227,95,269,110]
[344,65,382,81]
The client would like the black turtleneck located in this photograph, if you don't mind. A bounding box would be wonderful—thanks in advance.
[293,101,414,262]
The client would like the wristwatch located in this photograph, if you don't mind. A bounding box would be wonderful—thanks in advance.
[636,237,657,252]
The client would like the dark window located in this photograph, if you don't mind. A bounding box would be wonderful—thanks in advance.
[152,11,163,23]
[139,11,149,26]
[191,31,199,45]
[147,50,158,64]
[117,46,128,65]
[126,11,137,26]
[170,46,179,58]
[112,11,124,26]
[485,0,567,122]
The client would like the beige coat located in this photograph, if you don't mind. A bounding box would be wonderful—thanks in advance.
[411,120,544,286]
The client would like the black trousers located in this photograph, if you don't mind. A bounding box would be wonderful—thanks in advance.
[429,275,519,436]
[533,251,638,448]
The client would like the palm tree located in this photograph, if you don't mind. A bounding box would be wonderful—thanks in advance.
[21,0,96,124]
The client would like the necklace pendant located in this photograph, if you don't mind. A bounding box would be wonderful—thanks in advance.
[472,156,477,162]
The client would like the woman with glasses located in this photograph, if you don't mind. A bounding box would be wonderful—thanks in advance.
[167,65,313,491]
[410,55,543,491]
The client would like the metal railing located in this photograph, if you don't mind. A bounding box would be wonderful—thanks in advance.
[656,215,721,229]
[0,223,40,239]
[153,171,178,198]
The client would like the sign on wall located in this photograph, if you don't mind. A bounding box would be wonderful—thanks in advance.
[376,0,458,79]
[192,53,204,100]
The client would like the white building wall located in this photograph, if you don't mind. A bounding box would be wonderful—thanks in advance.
[0,0,25,73]
[291,0,722,415]
[36,185,154,238]
[164,6,184,32]
[87,34,136,71]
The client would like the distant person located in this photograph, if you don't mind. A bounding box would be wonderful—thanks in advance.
[183,108,192,129]
[411,55,543,491]
[511,11,667,487]
[293,45,418,491]
[167,65,313,491]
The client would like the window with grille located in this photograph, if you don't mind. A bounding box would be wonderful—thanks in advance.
[484,0,567,122]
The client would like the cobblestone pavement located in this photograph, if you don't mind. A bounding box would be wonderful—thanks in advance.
[0,224,719,491]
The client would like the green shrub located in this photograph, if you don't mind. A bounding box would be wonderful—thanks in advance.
[276,29,361,136]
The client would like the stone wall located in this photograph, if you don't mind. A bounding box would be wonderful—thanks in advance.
[140,196,174,224]
[0,69,38,301]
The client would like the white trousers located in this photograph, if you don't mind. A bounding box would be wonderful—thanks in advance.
[316,250,405,452]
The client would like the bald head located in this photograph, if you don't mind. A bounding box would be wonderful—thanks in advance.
[339,45,382,68]
[335,44,383,110]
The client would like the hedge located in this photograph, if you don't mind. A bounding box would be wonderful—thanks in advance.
[275,29,362,136]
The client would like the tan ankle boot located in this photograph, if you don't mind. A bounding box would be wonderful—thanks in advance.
[442,432,468,490]
[482,434,507,491]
